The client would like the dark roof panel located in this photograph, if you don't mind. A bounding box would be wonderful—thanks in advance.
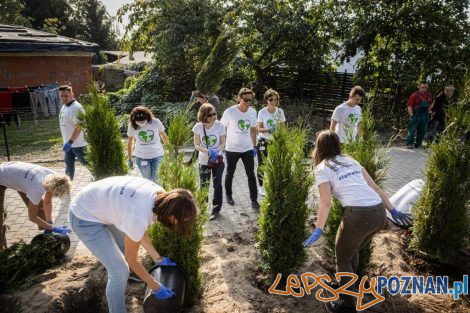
[0,24,98,53]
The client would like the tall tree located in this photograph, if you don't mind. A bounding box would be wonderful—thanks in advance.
[72,0,118,49]
[20,0,76,35]
[0,0,31,27]
[119,0,225,100]
[336,0,470,86]
[119,0,337,99]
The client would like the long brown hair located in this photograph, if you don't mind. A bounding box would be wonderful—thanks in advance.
[153,189,197,235]
[312,130,343,168]
[197,103,216,123]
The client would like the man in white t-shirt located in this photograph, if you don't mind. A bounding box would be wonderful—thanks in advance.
[59,85,87,180]
[0,162,72,250]
[220,87,259,210]
[330,86,365,144]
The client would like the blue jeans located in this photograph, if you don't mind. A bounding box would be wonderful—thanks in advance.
[136,155,164,183]
[199,163,225,213]
[64,146,87,180]
[70,211,128,313]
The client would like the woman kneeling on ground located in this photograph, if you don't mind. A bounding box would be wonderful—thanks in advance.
[303,130,410,313]
[69,176,197,313]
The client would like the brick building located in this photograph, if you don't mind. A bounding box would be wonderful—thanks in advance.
[0,24,98,95]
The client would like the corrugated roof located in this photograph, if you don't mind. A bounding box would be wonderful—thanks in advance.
[0,24,98,53]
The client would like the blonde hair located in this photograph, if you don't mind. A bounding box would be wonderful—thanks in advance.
[43,174,72,197]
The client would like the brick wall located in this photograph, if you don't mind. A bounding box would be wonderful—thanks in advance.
[0,53,93,95]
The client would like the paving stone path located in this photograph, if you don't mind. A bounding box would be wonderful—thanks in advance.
[3,146,429,256]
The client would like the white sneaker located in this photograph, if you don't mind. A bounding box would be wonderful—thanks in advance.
[259,186,266,196]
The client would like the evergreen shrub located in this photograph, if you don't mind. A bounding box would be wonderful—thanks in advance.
[409,78,470,262]
[147,111,207,306]
[80,85,127,179]
[257,124,313,279]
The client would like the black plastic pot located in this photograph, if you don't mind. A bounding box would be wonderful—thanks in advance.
[31,233,71,257]
[143,264,186,313]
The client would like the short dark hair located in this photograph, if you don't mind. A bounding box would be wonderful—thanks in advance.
[59,85,72,92]
[153,189,197,236]
[349,86,365,98]
[197,103,216,123]
[129,106,153,129]
[419,81,428,86]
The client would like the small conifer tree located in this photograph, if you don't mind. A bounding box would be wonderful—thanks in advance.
[81,85,127,179]
[195,30,239,95]
[409,78,470,262]
[147,111,208,306]
[257,124,313,279]
[322,104,387,276]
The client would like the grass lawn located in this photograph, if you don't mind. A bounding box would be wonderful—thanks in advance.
[0,116,62,159]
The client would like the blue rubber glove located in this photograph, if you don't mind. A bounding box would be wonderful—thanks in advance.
[390,208,412,226]
[157,256,177,267]
[253,148,257,157]
[303,228,323,247]
[63,142,73,152]
[127,159,134,169]
[153,284,175,300]
[52,226,72,234]
[208,148,218,161]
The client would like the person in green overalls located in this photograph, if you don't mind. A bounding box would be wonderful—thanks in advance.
[406,81,433,149]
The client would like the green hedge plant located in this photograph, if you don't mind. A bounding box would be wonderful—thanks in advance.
[80,85,127,179]
[409,78,470,262]
[257,124,313,280]
[147,111,208,306]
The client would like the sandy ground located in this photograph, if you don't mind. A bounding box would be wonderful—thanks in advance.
[1,224,469,313]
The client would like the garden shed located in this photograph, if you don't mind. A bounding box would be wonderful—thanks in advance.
[0,24,98,95]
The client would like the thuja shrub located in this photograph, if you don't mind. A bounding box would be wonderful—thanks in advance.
[0,236,62,292]
[409,80,470,263]
[147,111,208,306]
[257,124,313,279]
[80,85,127,179]
[322,104,388,276]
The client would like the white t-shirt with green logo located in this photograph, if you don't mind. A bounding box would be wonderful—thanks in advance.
[0,161,55,205]
[70,176,164,242]
[331,102,362,143]
[192,121,225,166]
[59,100,87,147]
[220,105,257,152]
[127,117,165,159]
[257,107,286,140]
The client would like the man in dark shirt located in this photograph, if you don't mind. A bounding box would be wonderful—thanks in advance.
[428,85,454,143]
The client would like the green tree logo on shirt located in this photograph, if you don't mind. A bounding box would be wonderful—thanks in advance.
[238,119,250,132]
[347,113,359,127]
[138,130,155,142]
[267,119,276,129]
[202,135,217,147]
[59,110,64,124]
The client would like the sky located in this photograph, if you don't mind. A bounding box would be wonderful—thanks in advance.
[101,0,132,33]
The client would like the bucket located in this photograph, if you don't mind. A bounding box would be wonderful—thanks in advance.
[143,264,187,313]
[31,233,71,257]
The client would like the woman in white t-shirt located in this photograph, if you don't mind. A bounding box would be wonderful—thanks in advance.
[69,176,197,313]
[127,106,169,183]
[256,89,286,196]
[192,103,226,221]
[0,161,72,249]
[303,130,410,312]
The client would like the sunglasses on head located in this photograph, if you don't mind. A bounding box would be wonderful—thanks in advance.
[208,112,217,117]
